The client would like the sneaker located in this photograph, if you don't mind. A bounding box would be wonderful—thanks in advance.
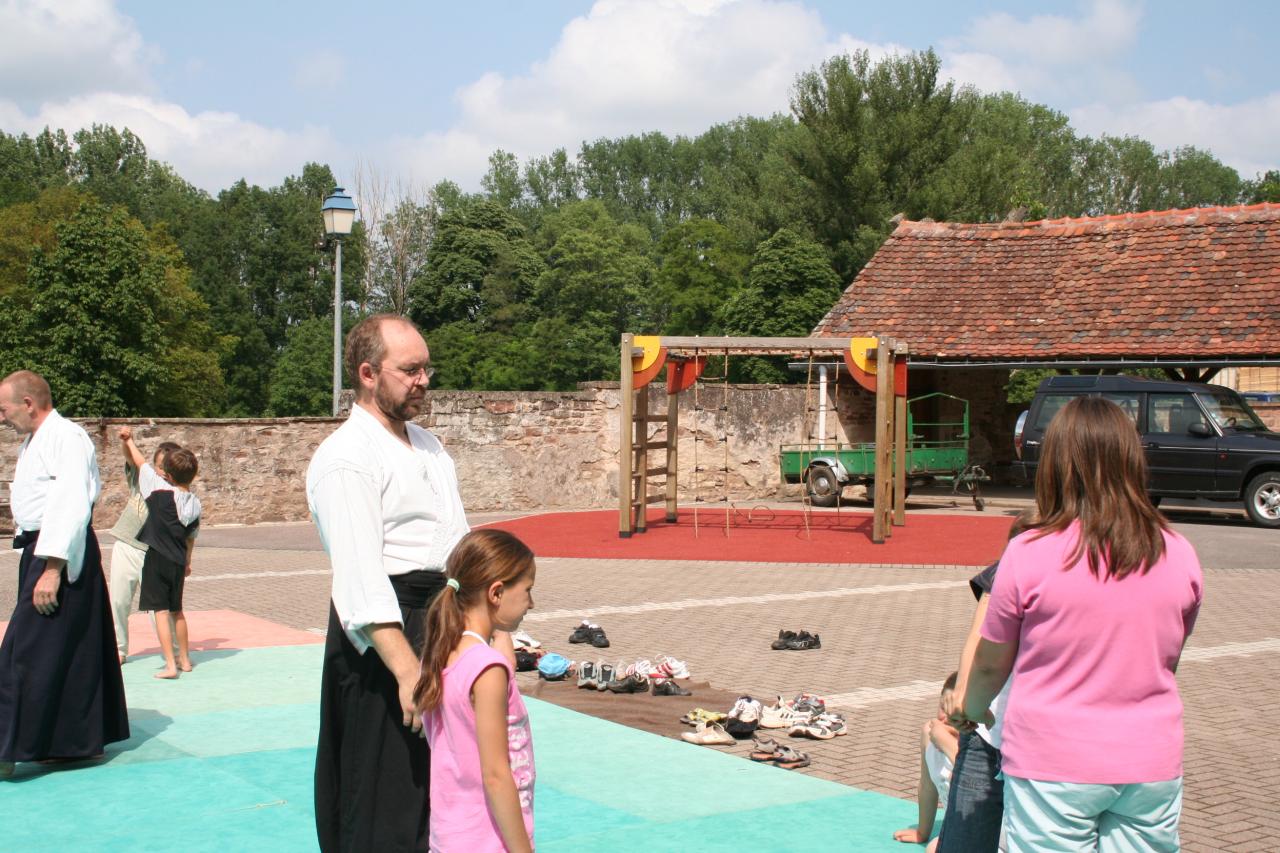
[577,661,599,690]
[589,625,611,648]
[655,655,690,679]
[770,630,797,651]
[652,678,692,697]
[725,696,763,738]
[511,630,540,649]
[568,621,595,644]
[760,696,813,729]
[813,713,848,736]
[632,659,655,679]
[785,631,821,651]
[607,672,650,694]
[789,693,827,715]
[514,648,539,672]
[788,720,836,740]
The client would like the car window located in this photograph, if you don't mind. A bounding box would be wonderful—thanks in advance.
[1196,390,1267,431]
[1033,394,1076,430]
[1101,392,1140,426]
[1147,393,1206,435]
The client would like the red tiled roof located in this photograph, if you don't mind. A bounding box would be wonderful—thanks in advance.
[814,203,1280,360]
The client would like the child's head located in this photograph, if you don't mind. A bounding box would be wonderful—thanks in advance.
[163,448,198,487]
[938,671,958,721]
[414,529,537,712]
[154,441,181,469]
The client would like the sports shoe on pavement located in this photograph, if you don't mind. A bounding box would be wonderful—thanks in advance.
[589,625,611,648]
[511,630,540,649]
[577,661,599,690]
[785,631,821,650]
[607,672,650,694]
[568,621,595,644]
[760,696,813,729]
[770,630,797,650]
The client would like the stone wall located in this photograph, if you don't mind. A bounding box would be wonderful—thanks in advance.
[0,372,1026,530]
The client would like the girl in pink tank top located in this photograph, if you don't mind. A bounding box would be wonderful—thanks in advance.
[414,529,537,853]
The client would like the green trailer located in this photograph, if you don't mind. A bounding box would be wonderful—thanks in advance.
[779,392,990,511]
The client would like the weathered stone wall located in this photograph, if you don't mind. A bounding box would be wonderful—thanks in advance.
[0,372,1028,530]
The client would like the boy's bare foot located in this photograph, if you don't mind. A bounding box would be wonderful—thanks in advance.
[154,667,179,679]
[178,658,194,672]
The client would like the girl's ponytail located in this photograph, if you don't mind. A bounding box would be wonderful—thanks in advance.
[415,579,464,712]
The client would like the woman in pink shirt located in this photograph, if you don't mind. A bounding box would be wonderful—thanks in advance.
[415,529,537,853]
[956,396,1202,852]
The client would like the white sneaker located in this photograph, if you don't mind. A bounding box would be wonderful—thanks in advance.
[656,655,690,679]
[760,695,813,729]
[511,630,540,649]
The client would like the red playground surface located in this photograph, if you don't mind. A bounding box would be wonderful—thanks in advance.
[485,508,1013,566]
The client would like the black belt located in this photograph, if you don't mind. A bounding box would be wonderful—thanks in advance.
[13,529,37,549]
[389,570,447,609]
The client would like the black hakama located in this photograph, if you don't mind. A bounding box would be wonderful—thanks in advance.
[0,527,130,762]
[314,570,445,853]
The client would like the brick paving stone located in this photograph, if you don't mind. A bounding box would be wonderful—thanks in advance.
[2,519,1279,850]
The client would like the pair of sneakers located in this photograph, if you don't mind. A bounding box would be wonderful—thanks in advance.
[771,630,821,651]
[759,693,829,728]
[578,661,649,693]
[568,620,611,648]
[789,712,848,740]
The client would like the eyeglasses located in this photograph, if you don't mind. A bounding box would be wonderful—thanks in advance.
[380,363,435,384]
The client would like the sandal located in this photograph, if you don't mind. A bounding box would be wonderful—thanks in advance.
[680,722,735,745]
[680,708,727,726]
[772,745,811,770]
[788,721,836,740]
[749,736,783,761]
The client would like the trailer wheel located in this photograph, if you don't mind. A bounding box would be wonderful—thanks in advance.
[806,464,841,508]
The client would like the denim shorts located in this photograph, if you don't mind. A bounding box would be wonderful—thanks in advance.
[937,731,1004,853]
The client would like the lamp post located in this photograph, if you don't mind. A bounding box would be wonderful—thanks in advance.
[321,187,357,415]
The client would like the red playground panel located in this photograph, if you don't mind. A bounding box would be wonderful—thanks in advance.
[484,508,1013,566]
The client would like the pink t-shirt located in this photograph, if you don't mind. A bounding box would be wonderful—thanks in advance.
[424,642,535,852]
[982,523,1202,784]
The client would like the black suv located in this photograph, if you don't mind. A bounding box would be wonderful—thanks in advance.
[1015,375,1280,527]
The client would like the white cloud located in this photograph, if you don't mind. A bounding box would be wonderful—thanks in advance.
[1071,94,1280,178]
[2,93,340,192]
[384,0,907,189]
[0,0,152,105]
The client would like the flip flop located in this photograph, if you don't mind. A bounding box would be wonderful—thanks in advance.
[680,722,734,745]
[772,745,811,770]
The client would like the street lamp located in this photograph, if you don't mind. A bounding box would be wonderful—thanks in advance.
[322,186,357,416]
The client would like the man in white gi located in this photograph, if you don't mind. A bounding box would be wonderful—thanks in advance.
[0,371,129,778]
[307,315,469,851]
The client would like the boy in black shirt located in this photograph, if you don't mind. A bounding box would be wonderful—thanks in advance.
[123,433,201,680]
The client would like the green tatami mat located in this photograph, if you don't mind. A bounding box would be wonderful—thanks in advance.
[1,642,926,852]
[528,699,925,852]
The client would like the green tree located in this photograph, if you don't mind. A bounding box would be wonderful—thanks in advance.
[1157,146,1243,208]
[718,228,842,382]
[1246,170,1280,203]
[651,218,747,334]
[268,316,339,416]
[0,198,225,416]
[788,49,976,281]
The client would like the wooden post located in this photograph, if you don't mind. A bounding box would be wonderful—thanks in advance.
[619,333,635,538]
[635,385,648,534]
[893,342,908,527]
[873,336,893,543]
[666,375,679,522]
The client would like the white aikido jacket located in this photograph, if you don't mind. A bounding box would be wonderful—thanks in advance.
[306,404,469,652]
[10,409,101,583]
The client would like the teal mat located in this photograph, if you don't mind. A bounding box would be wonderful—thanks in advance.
[1,644,928,851]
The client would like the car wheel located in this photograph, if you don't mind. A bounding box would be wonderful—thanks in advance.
[806,464,841,508]
[1244,472,1280,528]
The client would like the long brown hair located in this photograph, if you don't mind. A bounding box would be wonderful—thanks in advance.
[414,529,535,712]
[1033,395,1167,579]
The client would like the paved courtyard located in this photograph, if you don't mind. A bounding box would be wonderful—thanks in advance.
[1,500,1276,851]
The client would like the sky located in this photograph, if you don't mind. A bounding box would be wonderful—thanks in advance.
[0,0,1276,195]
